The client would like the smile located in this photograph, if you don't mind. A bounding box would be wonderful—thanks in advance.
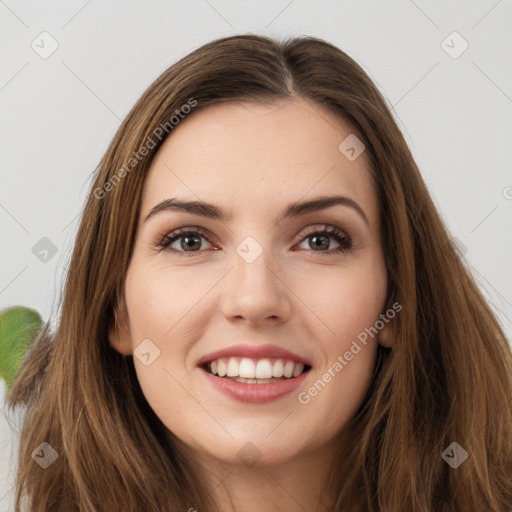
[204,357,310,382]
[198,344,312,403]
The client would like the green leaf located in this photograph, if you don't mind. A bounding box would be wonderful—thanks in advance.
[0,306,43,390]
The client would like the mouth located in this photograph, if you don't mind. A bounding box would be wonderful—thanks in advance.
[197,344,312,403]
[201,357,311,384]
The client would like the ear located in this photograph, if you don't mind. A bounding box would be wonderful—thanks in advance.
[378,321,393,348]
[108,299,133,356]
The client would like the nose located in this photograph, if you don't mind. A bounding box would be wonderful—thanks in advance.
[220,243,292,326]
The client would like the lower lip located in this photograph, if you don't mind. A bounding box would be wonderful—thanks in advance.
[200,368,310,403]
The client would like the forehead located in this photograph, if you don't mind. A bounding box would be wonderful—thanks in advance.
[140,98,377,226]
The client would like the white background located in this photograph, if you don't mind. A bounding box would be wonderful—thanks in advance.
[1,1,511,510]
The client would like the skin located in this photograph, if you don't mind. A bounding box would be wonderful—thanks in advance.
[110,97,391,511]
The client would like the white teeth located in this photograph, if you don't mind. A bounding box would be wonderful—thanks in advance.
[283,361,294,378]
[292,363,304,377]
[239,358,256,378]
[227,358,239,377]
[232,377,284,384]
[255,359,273,379]
[207,357,308,380]
[217,359,227,377]
[272,359,284,378]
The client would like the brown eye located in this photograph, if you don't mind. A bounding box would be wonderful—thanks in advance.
[159,228,214,255]
[297,225,352,254]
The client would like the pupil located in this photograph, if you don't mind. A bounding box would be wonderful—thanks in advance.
[310,234,329,251]
[181,235,201,251]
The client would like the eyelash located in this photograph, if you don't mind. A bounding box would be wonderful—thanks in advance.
[157,225,352,257]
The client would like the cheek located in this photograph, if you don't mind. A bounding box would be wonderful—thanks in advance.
[300,346,378,441]
[124,263,202,442]
[123,263,213,426]
[292,262,385,422]
[292,261,386,345]
[125,262,212,341]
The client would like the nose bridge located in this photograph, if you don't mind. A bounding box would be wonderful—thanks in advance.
[233,234,278,297]
[222,233,290,322]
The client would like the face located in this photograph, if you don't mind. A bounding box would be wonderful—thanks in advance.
[110,98,390,469]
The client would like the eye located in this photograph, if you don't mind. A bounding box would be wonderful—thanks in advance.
[158,227,215,256]
[157,224,352,256]
[296,225,352,254]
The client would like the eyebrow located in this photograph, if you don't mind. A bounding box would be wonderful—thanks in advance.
[144,195,370,227]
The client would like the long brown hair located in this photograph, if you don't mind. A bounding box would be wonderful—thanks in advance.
[6,34,512,511]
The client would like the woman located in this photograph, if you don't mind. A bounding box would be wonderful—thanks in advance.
[6,34,512,511]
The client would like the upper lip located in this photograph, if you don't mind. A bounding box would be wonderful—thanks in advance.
[197,343,312,367]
